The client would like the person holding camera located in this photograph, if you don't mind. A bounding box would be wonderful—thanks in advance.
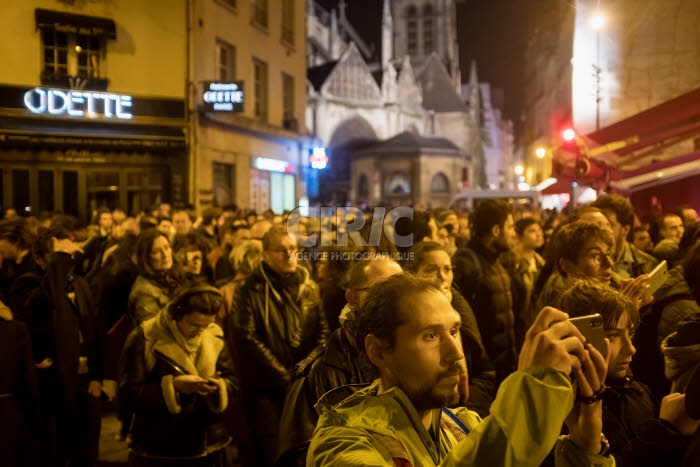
[308,273,614,466]
[119,286,238,466]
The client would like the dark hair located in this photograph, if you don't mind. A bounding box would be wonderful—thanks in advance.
[0,218,33,250]
[684,242,700,303]
[515,218,539,237]
[470,199,512,239]
[559,279,639,331]
[591,194,635,228]
[201,207,222,226]
[393,210,435,245]
[404,241,447,273]
[32,225,73,262]
[168,286,222,321]
[355,273,441,352]
[135,229,172,276]
[552,220,614,277]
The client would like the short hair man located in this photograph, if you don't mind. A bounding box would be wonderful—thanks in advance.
[308,273,613,466]
[653,214,684,261]
[452,199,517,381]
[230,225,328,466]
[592,194,658,280]
[276,258,402,464]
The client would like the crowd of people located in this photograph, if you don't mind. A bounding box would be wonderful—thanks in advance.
[0,194,699,466]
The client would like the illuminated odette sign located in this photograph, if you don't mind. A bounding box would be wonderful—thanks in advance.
[254,157,293,173]
[24,87,133,119]
[202,82,244,112]
[309,147,328,169]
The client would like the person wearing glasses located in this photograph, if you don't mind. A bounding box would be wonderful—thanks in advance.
[229,225,328,467]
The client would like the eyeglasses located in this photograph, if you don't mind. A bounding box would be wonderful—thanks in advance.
[589,250,613,265]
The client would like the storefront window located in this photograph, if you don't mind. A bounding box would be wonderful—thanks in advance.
[12,170,30,215]
[270,172,296,214]
[62,171,79,217]
[38,170,55,213]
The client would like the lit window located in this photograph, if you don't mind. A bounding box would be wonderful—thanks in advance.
[42,30,103,80]
[253,58,268,120]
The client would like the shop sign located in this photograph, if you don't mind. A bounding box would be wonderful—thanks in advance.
[202,82,244,112]
[309,147,328,169]
[254,157,293,173]
[23,87,133,119]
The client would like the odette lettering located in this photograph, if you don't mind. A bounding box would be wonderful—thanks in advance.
[24,88,133,119]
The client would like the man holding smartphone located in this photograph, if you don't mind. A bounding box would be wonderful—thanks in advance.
[308,274,614,466]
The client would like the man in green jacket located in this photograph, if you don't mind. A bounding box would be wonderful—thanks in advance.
[307,273,615,466]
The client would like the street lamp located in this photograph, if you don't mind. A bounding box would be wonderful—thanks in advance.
[514,165,524,176]
[535,147,547,159]
[590,11,606,130]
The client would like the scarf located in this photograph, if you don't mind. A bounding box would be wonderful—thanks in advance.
[141,308,224,379]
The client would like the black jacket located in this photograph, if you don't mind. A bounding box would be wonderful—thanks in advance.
[10,252,103,412]
[119,322,237,458]
[231,263,328,394]
[453,241,516,381]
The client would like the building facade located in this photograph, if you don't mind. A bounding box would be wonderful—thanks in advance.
[0,0,187,221]
[190,0,309,214]
[306,0,502,207]
[522,0,700,182]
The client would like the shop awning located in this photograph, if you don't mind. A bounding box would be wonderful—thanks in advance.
[35,8,116,39]
[586,87,700,173]
[550,86,700,192]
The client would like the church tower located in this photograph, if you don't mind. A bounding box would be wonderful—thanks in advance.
[391,0,461,89]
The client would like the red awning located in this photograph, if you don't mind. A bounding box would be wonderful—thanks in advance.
[551,87,700,192]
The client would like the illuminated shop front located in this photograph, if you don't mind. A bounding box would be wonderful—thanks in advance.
[250,157,296,214]
[0,84,186,221]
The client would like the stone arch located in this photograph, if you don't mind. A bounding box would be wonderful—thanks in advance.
[386,171,411,194]
[430,172,450,193]
[328,115,378,150]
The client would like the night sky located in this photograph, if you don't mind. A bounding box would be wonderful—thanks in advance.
[313,0,535,128]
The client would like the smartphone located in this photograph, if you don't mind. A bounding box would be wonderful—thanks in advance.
[644,260,668,299]
[569,313,606,355]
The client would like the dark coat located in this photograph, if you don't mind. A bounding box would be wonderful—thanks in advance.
[10,252,103,412]
[601,376,659,460]
[0,315,41,467]
[231,263,328,395]
[632,265,700,399]
[119,320,237,458]
[453,241,516,381]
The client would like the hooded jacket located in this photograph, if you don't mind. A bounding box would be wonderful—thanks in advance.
[308,368,614,467]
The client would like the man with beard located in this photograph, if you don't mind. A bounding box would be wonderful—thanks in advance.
[452,199,517,382]
[308,273,614,466]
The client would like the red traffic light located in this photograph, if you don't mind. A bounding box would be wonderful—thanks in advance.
[561,128,576,142]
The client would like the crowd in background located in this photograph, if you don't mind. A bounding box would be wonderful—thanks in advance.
[1,194,699,466]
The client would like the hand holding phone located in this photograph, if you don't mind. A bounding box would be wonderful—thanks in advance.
[644,260,668,300]
[569,314,606,357]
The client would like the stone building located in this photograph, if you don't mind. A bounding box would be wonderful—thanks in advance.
[307,0,513,206]
[190,0,309,213]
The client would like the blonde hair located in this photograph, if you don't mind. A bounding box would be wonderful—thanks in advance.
[229,239,263,276]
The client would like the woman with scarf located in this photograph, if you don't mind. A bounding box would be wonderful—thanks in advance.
[128,229,183,327]
[119,286,238,466]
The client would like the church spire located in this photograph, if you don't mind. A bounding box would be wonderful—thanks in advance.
[382,0,393,69]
